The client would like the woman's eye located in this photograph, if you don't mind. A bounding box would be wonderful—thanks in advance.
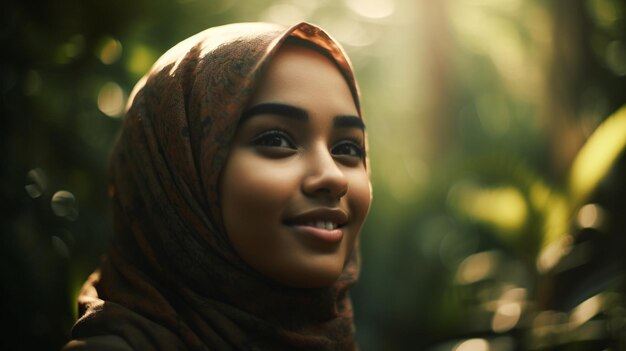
[252,130,296,149]
[332,141,365,159]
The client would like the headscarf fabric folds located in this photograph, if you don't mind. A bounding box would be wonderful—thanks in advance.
[65,22,363,351]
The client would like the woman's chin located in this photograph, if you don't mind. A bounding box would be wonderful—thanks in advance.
[269,262,344,289]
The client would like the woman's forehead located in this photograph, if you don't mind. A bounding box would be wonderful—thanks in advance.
[249,45,358,112]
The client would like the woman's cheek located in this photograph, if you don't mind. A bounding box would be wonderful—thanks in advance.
[226,153,298,212]
[349,169,372,223]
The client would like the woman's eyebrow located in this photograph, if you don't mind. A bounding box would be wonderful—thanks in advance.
[240,103,309,123]
[334,116,365,131]
[240,102,365,130]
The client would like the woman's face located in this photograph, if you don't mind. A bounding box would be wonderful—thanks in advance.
[219,44,371,288]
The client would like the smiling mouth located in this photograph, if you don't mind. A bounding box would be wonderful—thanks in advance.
[284,208,349,243]
[287,222,344,244]
[284,208,349,229]
[304,221,343,230]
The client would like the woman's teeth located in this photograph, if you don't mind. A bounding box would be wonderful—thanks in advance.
[306,221,338,230]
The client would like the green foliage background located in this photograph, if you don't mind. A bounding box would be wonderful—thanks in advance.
[2,0,625,350]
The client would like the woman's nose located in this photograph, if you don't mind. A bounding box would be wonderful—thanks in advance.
[301,145,349,200]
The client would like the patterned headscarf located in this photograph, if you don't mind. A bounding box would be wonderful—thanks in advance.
[66,22,364,350]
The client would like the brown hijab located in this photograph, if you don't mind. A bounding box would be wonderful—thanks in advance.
[65,22,363,350]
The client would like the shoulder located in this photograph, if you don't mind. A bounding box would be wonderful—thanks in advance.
[62,335,134,351]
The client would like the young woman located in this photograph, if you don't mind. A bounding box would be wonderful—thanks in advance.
[64,22,372,350]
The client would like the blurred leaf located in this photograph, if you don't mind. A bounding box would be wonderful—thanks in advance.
[568,104,626,206]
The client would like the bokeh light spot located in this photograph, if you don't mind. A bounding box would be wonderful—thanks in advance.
[456,251,498,284]
[98,36,123,65]
[537,234,573,273]
[127,46,158,77]
[51,190,79,221]
[454,338,490,351]
[55,34,85,64]
[492,302,521,333]
[261,3,306,25]
[346,0,395,19]
[570,294,602,329]
[569,105,626,202]
[25,168,47,199]
[449,182,528,232]
[587,0,621,28]
[576,203,605,229]
[324,19,379,48]
[97,82,125,117]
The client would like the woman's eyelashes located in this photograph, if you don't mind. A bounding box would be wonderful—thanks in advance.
[331,139,365,159]
[252,129,296,149]
[251,129,365,161]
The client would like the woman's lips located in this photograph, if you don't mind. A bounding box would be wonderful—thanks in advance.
[287,223,344,243]
[284,208,348,244]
